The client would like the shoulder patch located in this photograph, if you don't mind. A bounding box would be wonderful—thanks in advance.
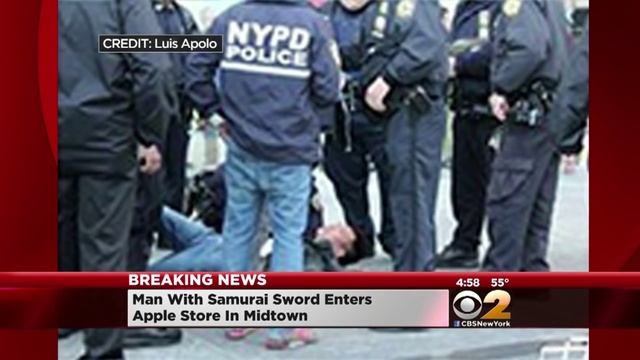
[502,0,522,18]
[396,0,415,20]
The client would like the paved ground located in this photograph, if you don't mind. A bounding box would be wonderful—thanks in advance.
[60,328,588,360]
[59,134,589,359]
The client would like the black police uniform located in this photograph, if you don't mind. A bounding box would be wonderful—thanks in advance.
[153,0,199,215]
[321,1,394,264]
[438,0,501,269]
[483,0,570,271]
[360,0,448,271]
[129,2,196,271]
[128,173,165,272]
[58,0,175,358]
[549,19,589,154]
[128,0,198,284]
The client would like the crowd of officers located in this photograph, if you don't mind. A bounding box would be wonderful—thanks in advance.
[58,0,589,358]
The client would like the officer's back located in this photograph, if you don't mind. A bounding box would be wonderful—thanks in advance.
[189,0,340,164]
[59,0,174,176]
[492,0,569,96]
[482,0,572,272]
[451,0,500,105]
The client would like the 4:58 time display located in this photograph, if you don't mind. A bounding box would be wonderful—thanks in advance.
[456,278,480,287]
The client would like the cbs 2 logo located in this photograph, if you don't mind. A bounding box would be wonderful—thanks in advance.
[452,290,511,320]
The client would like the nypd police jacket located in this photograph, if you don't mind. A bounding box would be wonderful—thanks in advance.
[186,0,341,165]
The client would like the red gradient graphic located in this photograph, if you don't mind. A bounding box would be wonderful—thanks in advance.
[589,3,640,358]
[0,0,57,358]
[38,0,58,160]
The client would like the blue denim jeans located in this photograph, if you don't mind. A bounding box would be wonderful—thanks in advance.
[223,141,311,272]
[149,207,226,271]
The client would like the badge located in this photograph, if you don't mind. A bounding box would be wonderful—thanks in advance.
[478,10,490,40]
[372,15,387,39]
[502,0,522,18]
[396,0,415,20]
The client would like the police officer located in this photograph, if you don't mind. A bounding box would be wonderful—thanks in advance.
[483,0,570,271]
[186,0,339,349]
[321,0,395,265]
[360,0,448,271]
[549,19,589,155]
[152,0,199,216]
[59,0,174,358]
[437,0,501,269]
[120,2,197,348]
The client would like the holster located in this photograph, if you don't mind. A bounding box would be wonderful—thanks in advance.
[362,84,433,122]
[403,85,432,114]
[507,82,556,127]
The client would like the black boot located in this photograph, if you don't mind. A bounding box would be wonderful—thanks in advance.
[337,247,375,266]
[436,245,479,269]
[123,328,182,349]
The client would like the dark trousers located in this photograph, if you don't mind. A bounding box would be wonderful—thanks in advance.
[324,114,394,258]
[385,101,446,271]
[58,171,134,357]
[450,112,498,252]
[164,117,189,212]
[483,123,560,271]
[128,172,164,271]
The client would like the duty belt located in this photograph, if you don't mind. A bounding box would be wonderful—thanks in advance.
[508,81,556,127]
[457,103,493,117]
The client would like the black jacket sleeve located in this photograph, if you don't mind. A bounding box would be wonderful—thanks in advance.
[549,20,589,153]
[456,42,492,79]
[121,0,176,149]
[178,4,200,35]
[491,1,549,95]
[310,16,341,106]
[383,0,447,86]
[185,18,224,118]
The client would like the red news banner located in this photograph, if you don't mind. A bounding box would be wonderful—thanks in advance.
[0,273,638,329]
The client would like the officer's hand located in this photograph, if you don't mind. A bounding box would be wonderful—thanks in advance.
[489,94,509,122]
[365,77,391,113]
[561,155,579,175]
[139,145,162,175]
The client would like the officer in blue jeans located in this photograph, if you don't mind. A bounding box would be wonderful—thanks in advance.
[186,0,340,349]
